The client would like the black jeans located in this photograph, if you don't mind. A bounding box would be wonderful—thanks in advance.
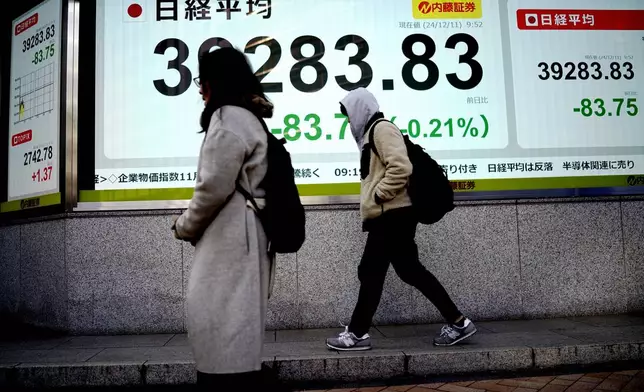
[349,208,462,337]
[197,366,291,391]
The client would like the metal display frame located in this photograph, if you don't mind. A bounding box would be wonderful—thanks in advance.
[64,0,79,212]
[0,0,74,220]
[3,0,643,217]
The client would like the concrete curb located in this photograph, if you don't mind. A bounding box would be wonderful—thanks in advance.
[1,341,643,389]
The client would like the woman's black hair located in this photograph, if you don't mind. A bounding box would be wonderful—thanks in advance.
[198,47,272,133]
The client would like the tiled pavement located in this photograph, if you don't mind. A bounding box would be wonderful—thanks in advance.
[1,315,644,389]
[300,371,644,392]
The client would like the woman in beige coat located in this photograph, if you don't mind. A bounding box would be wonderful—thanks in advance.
[172,47,279,390]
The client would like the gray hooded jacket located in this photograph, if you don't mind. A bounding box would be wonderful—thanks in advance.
[339,88,413,221]
[340,87,380,148]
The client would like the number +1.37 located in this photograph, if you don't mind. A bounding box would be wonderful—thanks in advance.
[153,33,484,96]
[32,166,53,183]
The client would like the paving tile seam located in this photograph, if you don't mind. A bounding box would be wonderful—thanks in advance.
[49,337,74,350]
[161,335,176,346]
[374,326,387,338]
[85,347,106,362]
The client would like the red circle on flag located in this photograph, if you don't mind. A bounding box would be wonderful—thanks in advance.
[527,16,537,24]
[127,3,143,18]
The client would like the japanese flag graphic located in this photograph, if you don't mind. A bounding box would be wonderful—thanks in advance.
[524,13,539,27]
[124,0,147,22]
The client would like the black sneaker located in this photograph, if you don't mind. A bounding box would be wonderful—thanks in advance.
[433,318,477,346]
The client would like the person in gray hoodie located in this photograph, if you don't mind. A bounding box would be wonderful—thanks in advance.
[326,88,476,351]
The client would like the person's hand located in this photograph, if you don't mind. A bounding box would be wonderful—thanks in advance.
[171,216,182,240]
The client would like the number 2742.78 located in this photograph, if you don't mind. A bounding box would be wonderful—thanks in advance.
[24,146,54,166]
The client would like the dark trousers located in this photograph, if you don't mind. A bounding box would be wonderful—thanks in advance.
[349,208,462,337]
[197,365,291,391]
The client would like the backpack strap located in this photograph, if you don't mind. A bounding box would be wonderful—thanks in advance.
[236,183,261,212]
[236,113,274,212]
[367,119,392,159]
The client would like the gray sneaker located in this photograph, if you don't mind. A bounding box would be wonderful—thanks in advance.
[326,326,371,351]
[433,318,477,346]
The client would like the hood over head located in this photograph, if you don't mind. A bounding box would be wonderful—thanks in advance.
[340,88,380,147]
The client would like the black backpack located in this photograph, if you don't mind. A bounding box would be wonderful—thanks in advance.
[238,117,306,254]
[368,119,454,224]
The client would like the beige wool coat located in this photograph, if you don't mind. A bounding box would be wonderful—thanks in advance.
[340,88,413,222]
[174,105,271,374]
